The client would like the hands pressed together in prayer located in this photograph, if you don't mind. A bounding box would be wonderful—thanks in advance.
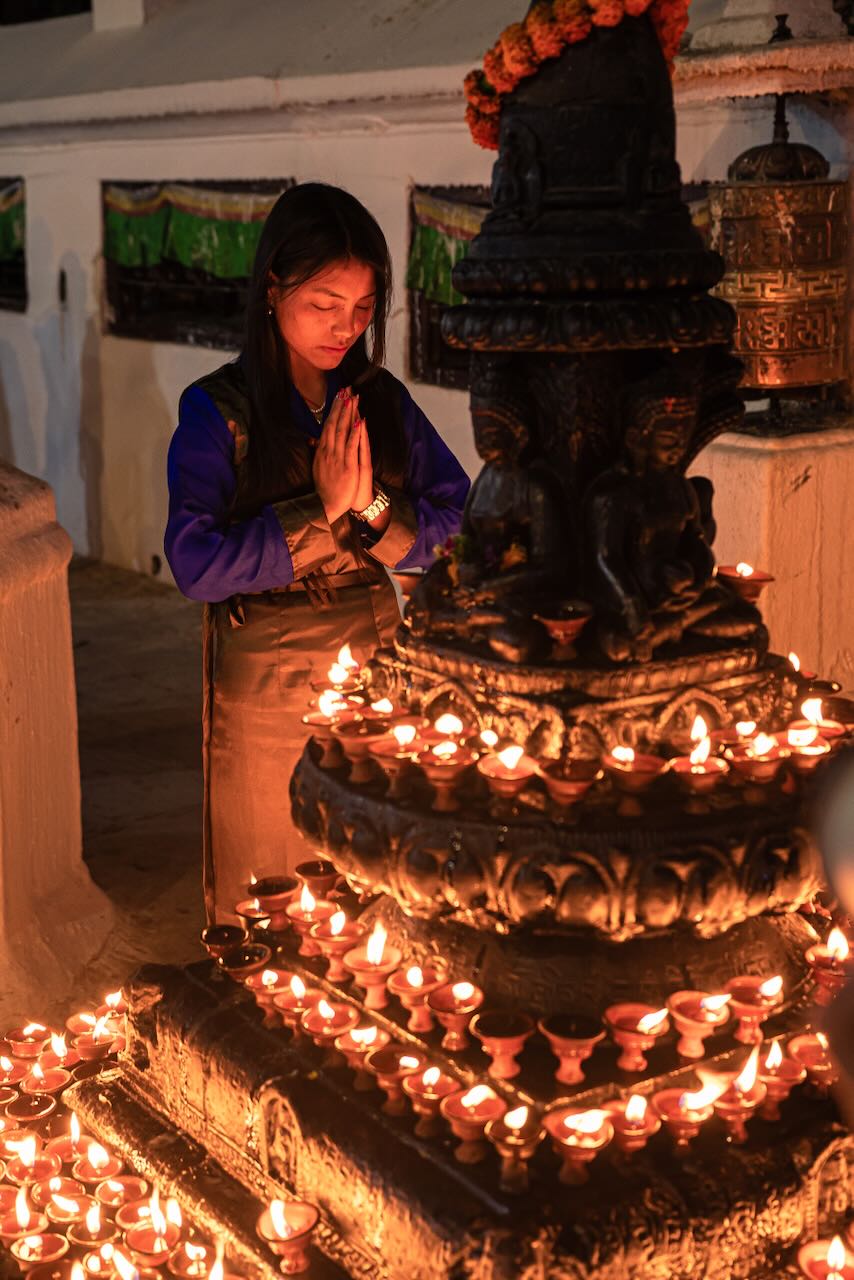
[312,386,377,525]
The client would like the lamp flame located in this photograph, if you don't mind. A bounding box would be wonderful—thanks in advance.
[563,1109,609,1135]
[329,910,346,937]
[504,1105,529,1131]
[350,1026,378,1047]
[827,1236,848,1272]
[789,726,819,749]
[366,922,388,966]
[86,1143,110,1172]
[749,733,777,758]
[298,884,316,914]
[148,1191,166,1238]
[758,975,783,1000]
[700,994,732,1013]
[327,662,349,685]
[422,1067,441,1088]
[827,928,850,962]
[735,562,754,578]
[165,1199,182,1230]
[433,713,463,737]
[497,745,524,770]
[393,724,417,748]
[733,1045,760,1095]
[480,729,498,748]
[50,1034,68,1058]
[85,1202,102,1235]
[612,745,635,764]
[690,736,711,768]
[690,715,708,742]
[679,1077,729,1110]
[22,1023,46,1037]
[801,697,824,726]
[317,1000,336,1021]
[289,976,306,1001]
[70,1114,81,1144]
[337,644,358,672]
[113,1251,140,1280]
[14,1187,30,1230]
[788,652,801,672]
[817,1031,830,1051]
[269,1200,294,1240]
[400,1055,420,1070]
[624,1094,648,1125]
[318,690,346,718]
[406,966,424,989]
[735,721,757,738]
[209,1242,225,1280]
[451,982,475,1002]
[16,1135,37,1167]
[261,970,279,989]
[30,1062,44,1083]
[0,1055,12,1073]
[637,1009,667,1035]
[52,1195,80,1215]
[431,740,458,759]
[370,699,394,715]
[461,1085,495,1110]
[104,991,123,1010]
[764,1041,783,1072]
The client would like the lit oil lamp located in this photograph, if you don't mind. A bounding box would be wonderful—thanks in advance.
[125,1193,182,1267]
[537,757,602,812]
[71,1142,123,1185]
[359,696,399,725]
[364,1046,424,1116]
[94,990,127,1020]
[82,1242,118,1279]
[426,713,466,745]
[75,1017,120,1063]
[485,1104,544,1194]
[334,1025,391,1092]
[300,998,359,1052]
[726,731,790,793]
[342,922,401,1011]
[169,1241,219,1280]
[368,724,423,798]
[244,969,294,1028]
[780,725,832,775]
[606,1093,660,1156]
[416,740,477,813]
[0,1187,49,1245]
[3,1129,43,1159]
[758,1039,805,1120]
[200,925,249,960]
[666,990,731,1059]
[440,1085,507,1165]
[43,1188,93,1231]
[717,561,774,603]
[114,1197,153,1232]
[311,645,361,694]
[294,857,339,898]
[788,697,846,747]
[707,1046,766,1143]
[310,910,364,982]
[725,974,784,1043]
[601,745,667,816]
[250,877,298,932]
[95,1176,149,1209]
[401,1065,459,1138]
[798,1234,854,1280]
[788,1030,838,1091]
[0,1054,26,1086]
[67,1200,119,1249]
[285,885,335,958]
[331,713,392,784]
[11,1231,69,1269]
[31,1177,84,1211]
[669,717,729,812]
[65,1013,98,1039]
[806,927,851,1005]
[6,1024,51,1059]
[710,719,757,750]
[233,897,272,935]
[271,976,322,1037]
[39,1035,80,1073]
[476,745,538,804]
[5,1092,57,1127]
[22,1062,71,1098]
[216,943,273,983]
[543,1107,613,1185]
[427,981,485,1052]
[302,689,362,769]
[470,1011,535,1080]
[538,1013,605,1085]
[652,1079,725,1152]
[6,1134,62,1185]
[256,1198,319,1276]
[114,1247,164,1280]
[604,1003,669,1073]
[387,963,447,1033]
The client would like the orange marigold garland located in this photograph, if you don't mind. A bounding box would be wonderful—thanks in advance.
[465,0,690,149]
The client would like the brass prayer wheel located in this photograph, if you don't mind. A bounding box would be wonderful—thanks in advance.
[709,96,848,392]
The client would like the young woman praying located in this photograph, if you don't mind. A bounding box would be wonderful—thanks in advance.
[164,183,469,923]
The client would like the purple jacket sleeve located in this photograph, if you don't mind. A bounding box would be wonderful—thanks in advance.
[164,386,299,602]
[364,384,470,572]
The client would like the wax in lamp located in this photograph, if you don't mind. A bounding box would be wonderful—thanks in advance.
[39,1035,80,1072]
[607,1094,660,1155]
[168,1241,219,1279]
[2,1129,43,1159]
[81,1242,118,1279]
[806,927,851,1005]
[233,897,272,935]
[250,876,299,931]
[782,726,832,774]
[537,757,602,809]
[302,689,362,769]
[6,1134,62,1185]
[244,968,294,1027]
[797,1234,854,1280]
[256,1197,319,1276]
[343,922,402,1010]
[368,724,422,798]
[601,745,667,816]
[789,698,846,745]
[0,1054,26,1086]
[788,1030,839,1090]
[717,561,774,602]
[726,732,789,789]
[427,981,485,1052]
[334,1024,391,1091]
[485,1105,544,1194]
[537,1013,605,1085]
[114,1198,153,1232]
[46,1192,96,1226]
[22,1062,71,1098]
[401,1065,459,1137]
[68,1200,120,1248]
[0,1187,49,1244]
[310,910,364,982]
[216,943,272,983]
[725,974,784,1043]
[6,1024,51,1059]
[652,1078,727,1150]
[666,991,731,1059]
[113,1247,163,1280]
[670,717,729,811]
[75,1017,117,1063]
[11,1231,69,1268]
[200,925,249,960]
[65,1014,99,1039]
[45,1115,89,1165]
[285,885,335,958]
[604,1003,669,1072]
[309,645,361,694]
[124,1192,182,1266]
[4,1092,57,1126]
[544,1107,613,1185]
[758,1039,806,1120]
[440,1085,507,1165]
[300,998,359,1051]
[72,1141,123,1184]
[31,1177,84,1211]
[417,740,477,812]
[272,976,323,1034]
[364,1046,424,1115]
[476,745,538,801]
[387,963,447,1033]
[95,1176,149,1209]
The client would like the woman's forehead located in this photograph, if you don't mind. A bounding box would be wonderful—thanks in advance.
[303,258,376,298]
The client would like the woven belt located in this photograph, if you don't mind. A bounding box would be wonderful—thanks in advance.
[276,567,380,594]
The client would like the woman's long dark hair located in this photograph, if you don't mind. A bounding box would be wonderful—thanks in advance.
[239,182,407,511]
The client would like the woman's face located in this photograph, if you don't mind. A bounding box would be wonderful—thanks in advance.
[271,257,376,372]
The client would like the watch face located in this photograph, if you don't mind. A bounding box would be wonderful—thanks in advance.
[816,749,854,914]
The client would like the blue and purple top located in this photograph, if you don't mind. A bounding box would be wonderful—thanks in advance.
[164,362,470,603]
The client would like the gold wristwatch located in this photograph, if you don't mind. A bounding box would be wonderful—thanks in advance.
[351,487,390,523]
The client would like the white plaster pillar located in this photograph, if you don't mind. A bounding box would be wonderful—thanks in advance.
[690,0,843,50]
[691,429,854,691]
[0,462,114,1021]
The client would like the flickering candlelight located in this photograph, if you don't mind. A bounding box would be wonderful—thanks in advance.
[485,1104,544,1194]
[401,1065,459,1138]
[604,1003,669,1073]
[271,976,322,1034]
[31,1177,84,1211]
[781,724,833,774]
[427,981,485,1052]
[758,1039,806,1120]
[652,1077,727,1151]
[168,1241,219,1279]
[387,962,447,1033]
[45,1115,89,1166]
[806,927,851,1004]
[416,739,477,812]
[440,1085,507,1165]
[83,1242,118,1279]
[331,715,390,782]
[476,744,538,801]
[334,1024,391,1091]
[706,1046,767,1144]
[544,1107,613,1185]
[368,724,423,797]
[256,1198,319,1276]
[725,974,784,1043]
[300,998,359,1050]
[302,690,362,768]
[788,1030,838,1091]
[361,697,396,722]
[364,1046,424,1116]
[670,717,729,808]
[6,1134,62,1185]
[797,1234,854,1280]
[249,876,299,932]
[22,1062,72,1098]
[0,1186,49,1245]
[75,1017,118,1063]
[6,1024,51,1059]
[71,1142,123,1185]
[315,645,361,693]
[233,897,272,934]
[124,1193,182,1266]
[244,968,293,1027]
[67,1200,119,1248]
[717,562,774,602]
[607,1093,660,1155]
[343,922,402,1010]
[666,990,731,1059]
[10,1231,69,1268]
[726,732,789,788]
[310,909,364,982]
[0,1054,26,1086]
[95,1176,149,1209]
[789,698,846,744]
[602,745,667,814]
[39,1035,80,1072]
[65,1013,98,1039]
[285,885,335,957]
[432,713,464,740]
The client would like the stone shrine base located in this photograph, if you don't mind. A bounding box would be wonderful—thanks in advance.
[69,950,854,1280]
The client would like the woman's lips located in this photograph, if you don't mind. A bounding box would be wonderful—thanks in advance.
[321,345,349,354]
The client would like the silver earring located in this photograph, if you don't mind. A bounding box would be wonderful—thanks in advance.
[266,306,273,316]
